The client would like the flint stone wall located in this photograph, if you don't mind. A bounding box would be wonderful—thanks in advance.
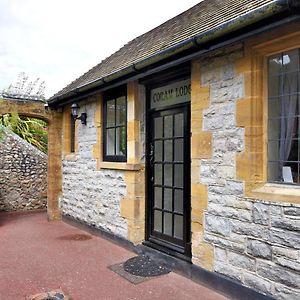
[199,45,300,299]
[61,100,128,239]
[0,128,47,211]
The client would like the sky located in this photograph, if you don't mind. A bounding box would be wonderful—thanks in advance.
[0,0,200,98]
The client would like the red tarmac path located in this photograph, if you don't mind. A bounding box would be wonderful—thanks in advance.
[0,211,228,300]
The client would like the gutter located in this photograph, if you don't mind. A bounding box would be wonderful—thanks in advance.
[49,0,300,106]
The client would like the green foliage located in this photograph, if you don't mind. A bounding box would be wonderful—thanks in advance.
[0,124,4,141]
[0,113,48,153]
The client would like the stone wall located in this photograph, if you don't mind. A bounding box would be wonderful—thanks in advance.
[0,128,47,211]
[61,100,128,238]
[196,46,300,299]
[60,45,300,298]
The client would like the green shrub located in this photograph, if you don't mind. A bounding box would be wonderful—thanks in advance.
[0,112,48,153]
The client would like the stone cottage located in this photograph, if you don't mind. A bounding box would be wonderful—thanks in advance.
[48,0,300,298]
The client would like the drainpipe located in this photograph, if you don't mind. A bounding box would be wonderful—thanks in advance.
[49,0,300,105]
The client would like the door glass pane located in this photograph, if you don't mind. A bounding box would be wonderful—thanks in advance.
[116,96,126,125]
[106,128,115,155]
[164,115,173,138]
[174,189,183,213]
[154,164,162,185]
[164,212,172,236]
[154,117,163,138]
[164,188,172,211]
[154,210,162,233]
[174,215,183,239]
[164,164,172,186]
[116,127,126,155]
[164,140,173,162]
[106,100,115,127]
[174,164,183,188]
[174,139,183,162]
[155,141,162,161]
[174,113,184,136]
[154,187,162,208]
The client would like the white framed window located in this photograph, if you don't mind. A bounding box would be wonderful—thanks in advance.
[103,86,127,162]
[268,48,300,184]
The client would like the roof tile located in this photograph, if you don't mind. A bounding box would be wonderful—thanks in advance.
[51,0,274,99]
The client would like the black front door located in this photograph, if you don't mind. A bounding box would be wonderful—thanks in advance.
[147,104,191,258]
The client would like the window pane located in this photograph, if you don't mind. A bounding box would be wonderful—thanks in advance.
[154,117,163,138]
[268,97,281,119]
[268,140,280,162]
[268,75,280,98]
[174,139,184,162]
[282,49,299,73]
[154,164,162,185]
[154,187,162,209]
[163,212,172,236]
[106,100,115,127]
[116,96,126,126]
[287,139,299,162]
[174,164,183,188]
[174,215,183,239]
[164,164,172,186]
[268,119,280,140]
[174,189,183,213]
[283,162,298,184]
[269,54,282,75]
[164,188,172,211]
[174,113,184,136]
[164,140,172,162]
[164,115,173,138]
[106,128,115,155]
[155,141,163,162]
[268,161,280,182]
[116,127,126,155]
[281,73,298,110]
[154,210,162,233]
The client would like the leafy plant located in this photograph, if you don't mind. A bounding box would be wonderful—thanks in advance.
[0,124,4,141]
[0,113,48,153]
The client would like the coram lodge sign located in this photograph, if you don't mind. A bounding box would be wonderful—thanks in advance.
[150,79,191,109]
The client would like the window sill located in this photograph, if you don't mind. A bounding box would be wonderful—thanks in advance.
[63,153,77,161]
[251,183,300,205]
[99,161,142,171]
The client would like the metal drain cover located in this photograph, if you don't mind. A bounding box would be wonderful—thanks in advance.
[123,255,171,277]
[28,290,69,300]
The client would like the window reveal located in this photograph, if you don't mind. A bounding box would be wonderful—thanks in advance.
[103,91,127,162]
[70,115,75,153]
[268,48,300,184]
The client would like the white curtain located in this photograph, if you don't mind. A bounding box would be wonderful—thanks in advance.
[279,72,298,175]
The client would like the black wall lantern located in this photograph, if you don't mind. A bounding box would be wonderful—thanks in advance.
[71,103,87,125]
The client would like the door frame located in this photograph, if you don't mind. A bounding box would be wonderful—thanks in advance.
[143,68,191,260]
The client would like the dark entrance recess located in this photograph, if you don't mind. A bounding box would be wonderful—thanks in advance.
[143,65,191,260]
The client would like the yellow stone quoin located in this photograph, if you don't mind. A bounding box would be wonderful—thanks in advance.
[93,93,103,168]
[190,60,214,270]
[120,81,146,244]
